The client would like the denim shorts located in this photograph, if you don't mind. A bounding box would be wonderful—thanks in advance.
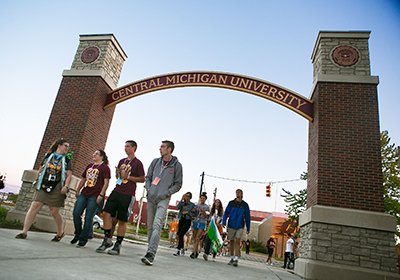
[192,221,206,230]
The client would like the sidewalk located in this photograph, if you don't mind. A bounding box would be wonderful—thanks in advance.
[0,228,302,280]
[124,231,283,265]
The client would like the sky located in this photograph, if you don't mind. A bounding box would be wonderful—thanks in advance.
[0,0,399,213]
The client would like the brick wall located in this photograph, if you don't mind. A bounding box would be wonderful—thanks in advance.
[307,82,384,212]
[33,76,115,176]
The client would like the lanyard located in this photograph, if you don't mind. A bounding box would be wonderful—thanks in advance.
[158,158,171,176]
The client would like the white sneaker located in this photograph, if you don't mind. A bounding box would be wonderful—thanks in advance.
[173,250,181,256]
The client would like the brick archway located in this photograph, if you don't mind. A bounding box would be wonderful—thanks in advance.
[105,71,313,121]
[8,32,398,279]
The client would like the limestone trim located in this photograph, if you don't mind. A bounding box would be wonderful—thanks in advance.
[79,34,128,61]
[62,69,116,90]
[311,31,371,62]
[310,74,379,98]
[295,258,400,280]
[21,169,38,183]
[299,205,396,232]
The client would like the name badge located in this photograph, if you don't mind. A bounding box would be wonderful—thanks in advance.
[152,177,161,186]
[116,178,123,185]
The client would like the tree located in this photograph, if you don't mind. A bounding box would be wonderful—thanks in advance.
[281,188,307,226]
[381,130,400,240]
[281,172,307,226]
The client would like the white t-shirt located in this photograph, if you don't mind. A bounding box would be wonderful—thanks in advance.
[285,238,294,253]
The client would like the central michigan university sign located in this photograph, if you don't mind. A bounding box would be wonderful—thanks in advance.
[104,71,314,121]
[12,33,398,280]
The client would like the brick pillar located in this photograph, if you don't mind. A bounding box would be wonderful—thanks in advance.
[8,34,127,234]
[33,76,116,176]
[307,82,384,212]
[296,32,399,279]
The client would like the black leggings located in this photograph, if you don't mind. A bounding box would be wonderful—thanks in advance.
[177,218,191,250]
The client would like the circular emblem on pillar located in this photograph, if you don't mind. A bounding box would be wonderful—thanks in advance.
[81,46,100,64]
[331,45,359,67]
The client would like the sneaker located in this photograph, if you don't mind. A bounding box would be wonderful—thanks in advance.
[15,233,27,239]
[108,242,121,255]
[195,253,199,259]
[203,253,208,261]
[233,259,238,267]
[76,241,86,248]
[51,233,65,242]
[141,252,155,266]
[228,259,235,265]
[190,252,195,259]
[70,236,79,245]
[95,237,113,253]
[181,249,185,255]
[173,249,181,256]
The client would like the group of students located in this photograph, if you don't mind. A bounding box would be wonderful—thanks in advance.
[15,138,183,266]
[170,189,251,267]
[13,138,254,268]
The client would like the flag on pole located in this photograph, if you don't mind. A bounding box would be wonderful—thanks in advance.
[207,216,223,253]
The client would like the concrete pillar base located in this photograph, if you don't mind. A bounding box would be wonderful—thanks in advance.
[295,258,400,280]
[295,205,399,279]
[7,209,74,235]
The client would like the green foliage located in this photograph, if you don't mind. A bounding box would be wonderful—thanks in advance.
[250,240,267,254]
[66,151,75,160]
[300,171,308,181]
[0,206,24,229]
[7,194,18,204]
[381,131,400,241]
[0,206,7,219]
[160,229,169,239]
[281,186,307,226]
[125,224,148,235]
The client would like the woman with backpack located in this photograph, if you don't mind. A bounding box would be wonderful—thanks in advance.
[15,138,73,241]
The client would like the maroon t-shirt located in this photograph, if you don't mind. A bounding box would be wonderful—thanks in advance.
[114,157,145,196]
[81,163,111,197]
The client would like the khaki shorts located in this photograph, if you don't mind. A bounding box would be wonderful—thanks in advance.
[227,227,243,241]
[34,182,66,208]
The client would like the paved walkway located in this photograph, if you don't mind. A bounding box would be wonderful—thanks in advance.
[0,228,302,280]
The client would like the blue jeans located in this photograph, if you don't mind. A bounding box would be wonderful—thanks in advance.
[73,194,98,243]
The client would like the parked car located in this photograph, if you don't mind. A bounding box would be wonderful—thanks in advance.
[93,214,103,229]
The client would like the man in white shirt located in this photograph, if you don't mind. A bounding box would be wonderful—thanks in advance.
[282,233,296,269]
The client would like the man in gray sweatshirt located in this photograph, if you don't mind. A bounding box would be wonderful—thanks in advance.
[141,140,183,265]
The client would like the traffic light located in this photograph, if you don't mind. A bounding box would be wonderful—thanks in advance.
[266,184,271,197]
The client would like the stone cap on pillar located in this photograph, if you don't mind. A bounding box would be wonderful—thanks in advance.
[63,33,127,89]
[310,31,379,97]
[21,170,39,184]
[299,205,396,233]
